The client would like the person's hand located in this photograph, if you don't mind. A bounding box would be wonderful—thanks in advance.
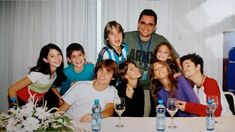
[173,72,182,79]
[59,98,64,106]
[176,100,186,111]
[80,113,92,123]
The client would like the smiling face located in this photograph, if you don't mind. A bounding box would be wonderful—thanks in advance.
[138,15,156,40]
[124,62,141,80]
[96,67,114,86]
[68,50,85,71]
[107,27,123,49]
[43,49,63,72]
[152,62,169,80]
[182,59,200,79]
[156,45,171,62]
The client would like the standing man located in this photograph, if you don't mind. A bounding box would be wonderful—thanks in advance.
[124,9,179,117]
[124,9,179,90]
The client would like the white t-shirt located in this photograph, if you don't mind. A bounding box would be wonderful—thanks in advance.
[62,81,117,119]
[27,71,56,93]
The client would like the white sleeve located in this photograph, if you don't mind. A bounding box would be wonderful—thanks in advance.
[27,71,44,83]
[62,82,80,105]
[106,86,117,103]
[102,51,109,60]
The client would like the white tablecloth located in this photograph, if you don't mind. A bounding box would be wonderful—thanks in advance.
[72,116,235,132]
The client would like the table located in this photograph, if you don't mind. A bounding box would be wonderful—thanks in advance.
[72,116,235,132]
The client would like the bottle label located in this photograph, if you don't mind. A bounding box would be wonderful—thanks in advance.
[206,117,215,130]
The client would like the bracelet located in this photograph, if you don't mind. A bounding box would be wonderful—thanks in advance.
[9,97,17,103]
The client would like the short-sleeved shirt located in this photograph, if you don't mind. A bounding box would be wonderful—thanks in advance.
[97,43,128,65]
[17,71,56,102]
[62,81,117,119]
[60,63,94,95]
[124,31,178,89]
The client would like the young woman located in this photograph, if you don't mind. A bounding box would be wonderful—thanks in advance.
[115,60,155,117]
[150,59,199,117]
[8,43,66,107]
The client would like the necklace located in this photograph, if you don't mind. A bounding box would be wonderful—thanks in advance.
[197,75,206,88]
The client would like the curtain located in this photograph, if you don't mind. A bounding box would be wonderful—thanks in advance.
[0,0,97,112]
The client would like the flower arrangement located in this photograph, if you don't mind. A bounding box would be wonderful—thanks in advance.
[0,94,74,132]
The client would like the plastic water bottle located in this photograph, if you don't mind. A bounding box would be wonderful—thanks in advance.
[206,99,215,131]
[156,99,166,131]
[91,99,102,131]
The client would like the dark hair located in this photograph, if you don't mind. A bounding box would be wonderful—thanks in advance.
[138,9,157,25]
[150,59,176,98]
[118,60,138,84]
[94,59,118,79]
[30,43,66,87]
[153,42,177,63]
[180,53,204,74]
[104,21,125,44]
[66,43,85,58]
[151,42,179,73]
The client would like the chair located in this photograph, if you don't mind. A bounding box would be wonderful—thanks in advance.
[224,91,235,115]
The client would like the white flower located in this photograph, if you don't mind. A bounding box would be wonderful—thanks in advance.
[35,107,50,120]
[22,116,40,132]
[0,93,73,131]
[6,118,18,131]
[20,103,34,117]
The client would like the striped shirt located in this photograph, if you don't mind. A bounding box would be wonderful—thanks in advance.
[97,43,128,64]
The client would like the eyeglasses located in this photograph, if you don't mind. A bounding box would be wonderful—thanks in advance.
[139,21,155,28]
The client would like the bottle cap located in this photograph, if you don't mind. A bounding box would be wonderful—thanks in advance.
[207,99,213,104]
[95,99,99,104]
[158,99,163,104]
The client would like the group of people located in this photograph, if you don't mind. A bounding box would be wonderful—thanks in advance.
[8,9,232,123]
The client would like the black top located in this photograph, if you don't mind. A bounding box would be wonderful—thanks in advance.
[114,82,145,117]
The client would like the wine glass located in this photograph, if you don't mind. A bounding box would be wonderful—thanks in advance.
[167,98,178,129]
[208,95,218,123]
[114,97,125,128]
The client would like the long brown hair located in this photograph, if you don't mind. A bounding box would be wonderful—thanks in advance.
[150,59,177,99]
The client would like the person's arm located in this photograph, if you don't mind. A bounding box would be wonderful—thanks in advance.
[51,87,63,106]
[102,103,114,118]
[8,76,32,105]
[80,103,114,123]
[178,76,199,103]
[97,47,109,64]
[177,78,222,117]
[204,78,222,117]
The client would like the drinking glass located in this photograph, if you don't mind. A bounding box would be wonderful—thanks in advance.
[114,97,125,128]
[208,95,219,123]
[167,98,178,129]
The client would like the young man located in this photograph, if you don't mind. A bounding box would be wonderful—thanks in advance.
[58,59,118,122]
[51,43,94,105]
[124,9,179,90]
[177,53,222,116]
